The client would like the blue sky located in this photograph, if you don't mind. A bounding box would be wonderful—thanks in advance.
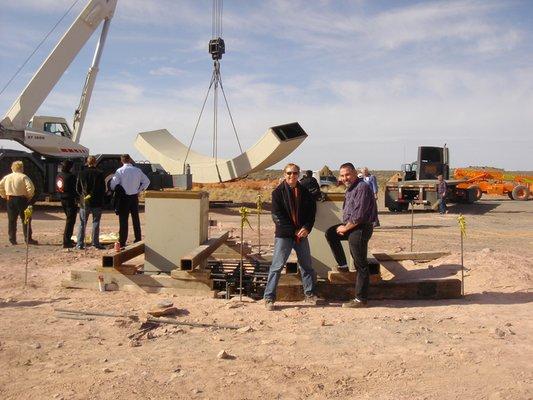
[1,0,532,171]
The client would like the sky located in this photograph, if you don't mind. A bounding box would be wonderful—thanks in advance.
[0,0,532,171]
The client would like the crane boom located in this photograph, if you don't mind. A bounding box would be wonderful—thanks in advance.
[0,0,117,134]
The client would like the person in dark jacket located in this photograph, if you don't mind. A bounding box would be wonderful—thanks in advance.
[299,170,322,200]
[263,163,319,310]
[325,162,377,308]
[76,156,106,249]
[57,160,78,248]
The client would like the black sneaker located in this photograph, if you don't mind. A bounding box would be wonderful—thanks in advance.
[26,239,38,245]
[10,240,18,245]
[93,244,107,250]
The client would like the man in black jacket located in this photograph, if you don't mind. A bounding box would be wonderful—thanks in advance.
[299,170,322,200]
[263,163,318,310]
[76,156,106,250]
[56,160,78,248]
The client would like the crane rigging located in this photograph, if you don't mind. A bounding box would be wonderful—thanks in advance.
[183,0,243,178]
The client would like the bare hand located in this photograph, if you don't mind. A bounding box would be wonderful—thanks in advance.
[296,228,309,238]
[336,225,347,236]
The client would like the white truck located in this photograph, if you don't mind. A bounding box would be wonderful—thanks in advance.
[0,0,171,206]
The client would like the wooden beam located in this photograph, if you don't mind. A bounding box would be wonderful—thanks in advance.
[180,231,229,270]
[372,251,450,262]
[102,241,145,268]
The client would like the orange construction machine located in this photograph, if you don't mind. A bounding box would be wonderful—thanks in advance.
[454,168,532,201]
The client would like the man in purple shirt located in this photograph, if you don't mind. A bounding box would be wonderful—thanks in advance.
[325,162,377,308]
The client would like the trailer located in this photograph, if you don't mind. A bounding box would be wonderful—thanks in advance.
[385,146,477,212]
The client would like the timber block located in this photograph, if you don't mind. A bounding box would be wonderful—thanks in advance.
[170,270,211,283]
[327,271,382,285]
[276,273,304,301]
[316,278,461,301]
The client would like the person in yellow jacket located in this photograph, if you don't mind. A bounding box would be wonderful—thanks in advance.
[0,161,37,245]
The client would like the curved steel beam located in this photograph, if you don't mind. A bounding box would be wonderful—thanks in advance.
[134,122,307,183]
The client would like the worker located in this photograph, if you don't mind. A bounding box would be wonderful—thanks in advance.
[57,160,78,248]
[263,163,319,310]
[0,160,37,245]
[437,174,448,214]
[299,170,321,200]
[76,156,106,250]
[325,162,377,308]
[110,154,150,248]
[361,167,380,227]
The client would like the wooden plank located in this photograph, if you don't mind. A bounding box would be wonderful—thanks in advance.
[327,271,382,285]
[180,231,229,270]
[96,263,143,275]
[102,241,145,268]
[70,270,213,290]
[371,251,451,262]
[61,280,217,297]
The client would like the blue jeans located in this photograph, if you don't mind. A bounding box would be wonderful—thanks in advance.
[263,236,315,301]
[77,206,102,248]
[438,196,447,214]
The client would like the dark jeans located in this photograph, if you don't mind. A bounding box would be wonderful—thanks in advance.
[61,200,78,246]
[7,196,32,243]
[118,194,141,247]
[325,223,373,301]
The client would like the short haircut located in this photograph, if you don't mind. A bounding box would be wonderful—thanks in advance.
[11,160,24,172]
[62,159,74,172]
[121,154,133,164]
[305,170,312,177]
[86,156,96,166]
[284,163,300,173]
[339,162,355,171]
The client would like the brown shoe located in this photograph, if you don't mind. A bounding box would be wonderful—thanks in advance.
[336,266,349,273]
[342,299,368,308]
[265,300,275,311]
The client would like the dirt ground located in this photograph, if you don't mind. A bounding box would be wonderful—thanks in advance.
[0,193,531,400]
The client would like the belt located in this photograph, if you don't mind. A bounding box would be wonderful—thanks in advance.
[6,195,26,201]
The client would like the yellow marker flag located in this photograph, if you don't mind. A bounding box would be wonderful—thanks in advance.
[24,205,33,224]
[457,214,466,238]
[239,207,253,230]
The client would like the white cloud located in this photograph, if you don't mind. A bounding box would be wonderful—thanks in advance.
[149,67,183,77]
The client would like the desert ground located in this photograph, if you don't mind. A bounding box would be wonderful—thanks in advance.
[0,185,532,400]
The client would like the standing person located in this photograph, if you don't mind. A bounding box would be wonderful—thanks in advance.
[325,162,377,308]
[76,156,106,250]
[361,167,380,227]
[437,174,448,214]
[263,163,319,310]
[0,161,37,245]
[110,154,150,248]
[299,170,321,200]
[56,160,78,248]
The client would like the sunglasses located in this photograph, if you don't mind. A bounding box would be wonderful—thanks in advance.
[285,171,299,176]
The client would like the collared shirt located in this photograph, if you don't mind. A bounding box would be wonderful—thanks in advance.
[343,178,377,225]
[437,180,448,198]
[363,174,378,195]
[110,163,150,195]
[0,172,35,199]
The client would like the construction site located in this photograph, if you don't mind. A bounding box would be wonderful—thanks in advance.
[0,1,532,400]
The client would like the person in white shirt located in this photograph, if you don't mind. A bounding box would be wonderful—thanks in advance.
[110,154,150,247]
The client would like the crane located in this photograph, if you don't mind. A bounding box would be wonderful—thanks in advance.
[0,0,170,205]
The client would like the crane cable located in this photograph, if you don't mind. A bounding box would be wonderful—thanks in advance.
[183,0,243,175]
[0,0,81,97]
